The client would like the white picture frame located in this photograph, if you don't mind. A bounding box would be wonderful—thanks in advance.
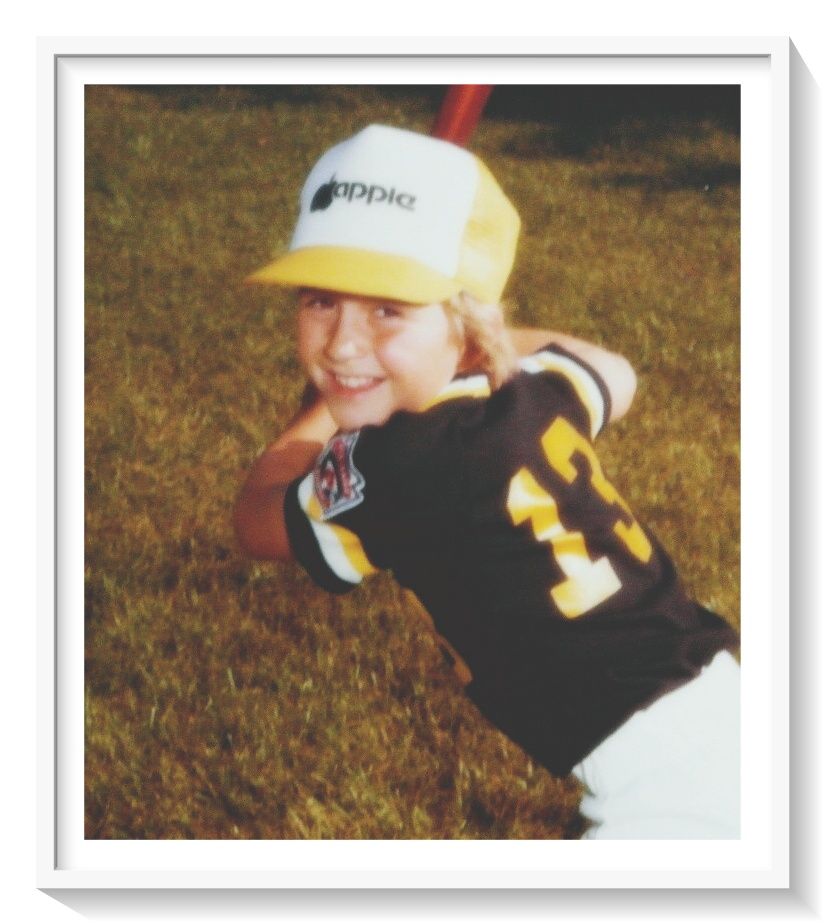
[38,37,790,895]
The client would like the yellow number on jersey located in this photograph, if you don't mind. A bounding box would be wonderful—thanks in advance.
[542,417,652,564]
[507,416,652,620]
[507,467,622,618]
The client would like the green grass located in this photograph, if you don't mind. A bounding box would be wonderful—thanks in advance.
[85,85,739,839]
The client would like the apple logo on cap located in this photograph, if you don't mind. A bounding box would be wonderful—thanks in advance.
[310,175,336,212]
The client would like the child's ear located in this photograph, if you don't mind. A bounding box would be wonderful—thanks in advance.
[457,338,481,373]
[451,316,476,373]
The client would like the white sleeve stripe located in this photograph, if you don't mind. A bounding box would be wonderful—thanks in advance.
[297,475,376,585]
[519,351,605,438]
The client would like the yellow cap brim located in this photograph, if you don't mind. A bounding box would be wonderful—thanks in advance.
[245,246,463,305]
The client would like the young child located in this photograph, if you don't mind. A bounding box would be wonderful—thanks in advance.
[234,124,740,839]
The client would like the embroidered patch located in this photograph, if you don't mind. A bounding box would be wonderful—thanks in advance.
[313,432,366,520]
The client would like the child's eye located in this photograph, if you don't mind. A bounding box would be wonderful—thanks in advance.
[299,292,336,311]
[374,304,403,320]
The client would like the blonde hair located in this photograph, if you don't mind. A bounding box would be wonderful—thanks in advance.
[446,292,519,390]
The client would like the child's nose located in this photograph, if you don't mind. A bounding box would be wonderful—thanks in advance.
[325,306,368,360]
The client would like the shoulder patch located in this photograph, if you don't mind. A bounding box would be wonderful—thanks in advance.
[314,432,366,520]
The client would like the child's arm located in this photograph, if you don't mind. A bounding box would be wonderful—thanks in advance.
[508,326,637,423]
[233,394,336,561]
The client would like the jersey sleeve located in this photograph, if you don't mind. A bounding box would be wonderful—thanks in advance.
[283,430,379,595]
[518,343,612,439]
[282,418,461,594]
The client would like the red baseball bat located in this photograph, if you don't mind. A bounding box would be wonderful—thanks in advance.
[431,85,493,146]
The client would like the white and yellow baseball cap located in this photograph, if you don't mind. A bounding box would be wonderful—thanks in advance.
[247,124,520,305]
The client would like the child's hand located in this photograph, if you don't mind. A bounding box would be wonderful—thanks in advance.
[234,386,337,560]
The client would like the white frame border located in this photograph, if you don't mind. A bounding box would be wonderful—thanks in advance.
[38,37,790,892]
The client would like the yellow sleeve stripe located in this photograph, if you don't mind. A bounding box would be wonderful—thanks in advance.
[424,373,491,409]
[519,351,606,438]
[298,475,378,584]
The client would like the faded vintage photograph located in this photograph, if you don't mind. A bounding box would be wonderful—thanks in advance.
[84,84,740,840]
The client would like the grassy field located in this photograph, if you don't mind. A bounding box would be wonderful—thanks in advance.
[85,85,740,839]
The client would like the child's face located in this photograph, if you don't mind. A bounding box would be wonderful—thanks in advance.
[296,288,466,431]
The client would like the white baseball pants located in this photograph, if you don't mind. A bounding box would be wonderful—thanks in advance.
[572,649,740,839]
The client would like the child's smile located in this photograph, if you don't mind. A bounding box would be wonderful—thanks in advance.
[297,288,465,431]
[324,371,386,395]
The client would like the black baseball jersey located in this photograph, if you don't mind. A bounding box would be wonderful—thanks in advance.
[284,344,738,776]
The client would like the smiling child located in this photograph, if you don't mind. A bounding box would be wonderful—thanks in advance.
[234,124,740,838]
